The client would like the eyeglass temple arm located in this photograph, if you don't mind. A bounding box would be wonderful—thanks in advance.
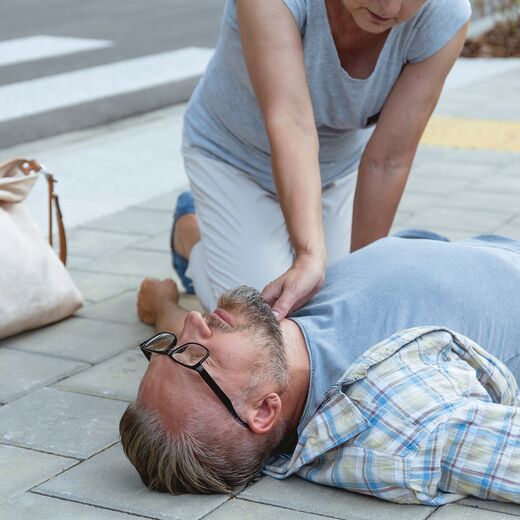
[196,367,250,429]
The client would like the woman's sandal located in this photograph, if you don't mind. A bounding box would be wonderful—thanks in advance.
[171,191,196,294]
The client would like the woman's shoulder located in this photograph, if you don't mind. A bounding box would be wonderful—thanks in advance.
[224,0,308,32]
[402,0,472,63]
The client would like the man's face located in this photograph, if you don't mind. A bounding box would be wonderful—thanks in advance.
[137,287,286,431]
[342,0,426,33]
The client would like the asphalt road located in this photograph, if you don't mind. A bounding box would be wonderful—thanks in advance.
[0,0,226,148]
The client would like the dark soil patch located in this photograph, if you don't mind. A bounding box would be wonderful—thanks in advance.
[462,18,520,57]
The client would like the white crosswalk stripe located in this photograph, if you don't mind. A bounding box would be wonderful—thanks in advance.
[0,47,213,123]
[0,35,112,67]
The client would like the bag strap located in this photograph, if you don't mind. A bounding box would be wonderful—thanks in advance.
[6,159,68,265]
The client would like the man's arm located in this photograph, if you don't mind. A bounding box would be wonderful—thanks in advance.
[350,22,469,252]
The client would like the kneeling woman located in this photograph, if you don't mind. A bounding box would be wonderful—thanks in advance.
[173,0,470,318]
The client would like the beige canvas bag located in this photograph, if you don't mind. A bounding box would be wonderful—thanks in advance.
[0,159,83,340]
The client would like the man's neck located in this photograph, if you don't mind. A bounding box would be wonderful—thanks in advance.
[278,318,311,442]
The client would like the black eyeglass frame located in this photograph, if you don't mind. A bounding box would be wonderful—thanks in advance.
[139,332,251,430]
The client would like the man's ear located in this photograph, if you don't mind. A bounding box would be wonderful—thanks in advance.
[248,393,282,434]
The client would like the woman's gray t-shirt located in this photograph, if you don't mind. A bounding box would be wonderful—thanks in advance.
[184,0,471,193]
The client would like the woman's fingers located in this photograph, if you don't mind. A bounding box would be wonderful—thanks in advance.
[263,262,325,320]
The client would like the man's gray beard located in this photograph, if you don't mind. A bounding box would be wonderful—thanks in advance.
[213,285,289,390]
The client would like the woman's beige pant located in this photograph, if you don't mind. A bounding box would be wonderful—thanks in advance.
[183,143,357,311]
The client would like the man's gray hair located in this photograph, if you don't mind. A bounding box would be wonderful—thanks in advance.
[120,400,284,494]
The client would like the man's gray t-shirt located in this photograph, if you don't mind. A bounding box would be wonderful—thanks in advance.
[184,0,471,193]
[290,236,520,434]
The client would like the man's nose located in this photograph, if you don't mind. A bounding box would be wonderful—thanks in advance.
[182,311,212,341]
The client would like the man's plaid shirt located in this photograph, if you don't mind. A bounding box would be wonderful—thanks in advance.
[264,327,520,505]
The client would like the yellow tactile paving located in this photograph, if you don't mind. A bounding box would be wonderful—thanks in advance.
[421,115,520,153]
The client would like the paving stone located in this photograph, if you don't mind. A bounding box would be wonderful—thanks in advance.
[79,248,173,278]
[0,492,147,519]
[441,189,520,213]
[0,349,87,403]
[398,191,441,213]
[392,210,414,227]
[240,476,434,520]
[474,174,520,195]
[420,147,514,167]
[78,291,142,325]
[405,207,510,233]
[84,207,171,236]
[413,161,495,180]
[35,444,229,520]
[405,175,471,196]
[205,498,333,519]
[67,227,146,259]
[0,445,76,505]
[429,504,515,519]
[458,498,520,517]
[3,317,146,364]
[133,231,171,253]
[56,349,146,402]
[493,221,520,239]
[66,255,96,269]
[500,161,520,177]
[69,270,142,304]
[0,388,126,459]
[135,190,178,212]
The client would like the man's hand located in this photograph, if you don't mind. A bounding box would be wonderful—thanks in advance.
[262,253,326,320]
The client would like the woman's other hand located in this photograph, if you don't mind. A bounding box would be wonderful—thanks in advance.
[262,252,326,320]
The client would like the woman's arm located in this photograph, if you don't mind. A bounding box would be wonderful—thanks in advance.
[350,22,469,252]
[237,0,326,318]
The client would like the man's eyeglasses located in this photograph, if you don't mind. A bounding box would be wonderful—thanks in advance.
[139,332,250,430]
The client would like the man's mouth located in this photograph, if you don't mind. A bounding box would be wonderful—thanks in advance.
[214,308,235,327]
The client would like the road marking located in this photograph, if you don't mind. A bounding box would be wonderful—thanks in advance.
[422,115,520,153]
[0,47,213,123]
[0,35,112,67]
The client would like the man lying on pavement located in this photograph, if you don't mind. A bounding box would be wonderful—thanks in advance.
[120,231,520,505]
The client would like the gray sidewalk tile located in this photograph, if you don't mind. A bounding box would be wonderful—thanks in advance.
[413,161,495,181]
[55,349,146,402]
[66,255,96,269]
[441,189,520,214]
[133,231,171,253]
[78,248,173,278]
[0,388,126,459]
[83,208,171,236]
[68,227,147,259]
[405,176,471,196]
[0,349,87,403]
[0,493,148,520]
[475,174,520,194]
[404,207,510,233]
[78,291,143,325]
[0,445,76,506]
[135,190,177,212]
[35,444,229,520]
[3,317,146,364]
[69,270,142,304]
[240,476,434,520]
[420,147,515,167]
[205,498,335,520]
[500,161,520,177]
[459,497,520,517]
[429,504,515,519]
[493,221,520,239]
[398,191,441,213]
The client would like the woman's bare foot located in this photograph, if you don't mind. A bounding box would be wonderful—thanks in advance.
[137,278,180,328]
